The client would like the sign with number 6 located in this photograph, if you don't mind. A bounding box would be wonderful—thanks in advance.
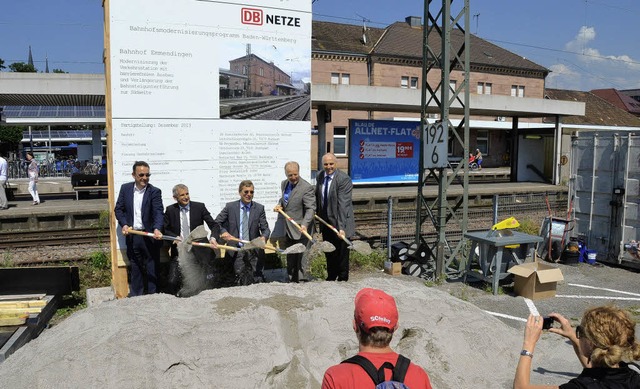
[423,123,448,168]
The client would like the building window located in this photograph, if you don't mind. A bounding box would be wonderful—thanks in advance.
[259,67,264,77]
[331,73,340,84]
[410,77,419,89]
[477,82,492,95]
[476,130,489,154]
[449,80,457,92]
[341,73,350,85]
[242,65,248,75]
[401,76,409,88]
[334,127,347,155]
[511,85,525,97]
[331,72,350,85]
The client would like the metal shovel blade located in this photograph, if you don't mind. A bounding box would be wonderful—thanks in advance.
[350,240,372,255]
[282,243,307,255]
[317,241,336,253]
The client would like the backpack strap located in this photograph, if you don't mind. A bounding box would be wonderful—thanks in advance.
[391,354,411,383]
[341,354,412,385]
[342,355,382,384]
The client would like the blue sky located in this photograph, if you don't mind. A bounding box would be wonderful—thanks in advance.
[1,0,638,91]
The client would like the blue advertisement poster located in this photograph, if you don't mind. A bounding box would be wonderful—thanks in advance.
[349,119,421,184]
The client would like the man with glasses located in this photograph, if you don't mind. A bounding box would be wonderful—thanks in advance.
[115,161,164,297]
[215,180,270,285]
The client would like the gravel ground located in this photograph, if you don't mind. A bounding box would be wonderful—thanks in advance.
[1,244,104,265]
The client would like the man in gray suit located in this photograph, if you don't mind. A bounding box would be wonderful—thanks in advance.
[316,153,355,281]
[274,161,316,282]
[215,180,271,285]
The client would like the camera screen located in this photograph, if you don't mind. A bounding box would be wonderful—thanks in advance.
[542,317,554,330]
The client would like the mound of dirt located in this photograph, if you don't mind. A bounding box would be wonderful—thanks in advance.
[0,275,580,388]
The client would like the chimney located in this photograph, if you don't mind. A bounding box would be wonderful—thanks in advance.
[405,16,421,27]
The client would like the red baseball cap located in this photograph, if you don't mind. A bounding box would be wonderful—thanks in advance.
[354,288,398,333]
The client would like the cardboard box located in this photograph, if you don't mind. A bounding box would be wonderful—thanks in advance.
[507,261,564,300]
[384,261,402,276]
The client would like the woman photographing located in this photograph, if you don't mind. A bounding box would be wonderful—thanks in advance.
[514,305,640,388]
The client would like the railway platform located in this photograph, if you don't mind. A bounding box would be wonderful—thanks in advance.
[0,169,566,232]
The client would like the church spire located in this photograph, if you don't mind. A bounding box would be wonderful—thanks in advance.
[45,54,49,73]
[28,45,34,66]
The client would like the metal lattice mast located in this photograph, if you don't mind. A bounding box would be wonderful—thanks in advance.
[416,0,470,278]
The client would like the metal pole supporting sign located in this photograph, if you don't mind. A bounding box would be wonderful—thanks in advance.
[423,122,448,169]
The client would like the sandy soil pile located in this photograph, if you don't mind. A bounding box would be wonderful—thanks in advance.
[0,275,581,388]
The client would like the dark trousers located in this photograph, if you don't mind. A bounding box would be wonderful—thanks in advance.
[127,235,158,296]
[229,249,263,285]
[284,234,310,283]
[321,225,350,281]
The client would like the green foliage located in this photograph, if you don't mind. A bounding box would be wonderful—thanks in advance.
[424,273,447,287]
[450,285,470,301]
[0,126,25,145]
[97,210,110,230]
[0,58,5,70]
[89,250,110,271]
[308,246,385,280]
[516,218,540,236]
[0,251,16,267]
[9,62,37,72]
[52,68,67,73]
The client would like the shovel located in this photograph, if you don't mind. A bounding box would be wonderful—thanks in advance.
[276,209,335,253]
[227,236,306,255]
[314,214,372,255]
[183,225,243,253]
[125,229,181,242]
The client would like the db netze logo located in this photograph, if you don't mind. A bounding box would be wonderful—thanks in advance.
[241,8,263,25]
[241,7,301,27]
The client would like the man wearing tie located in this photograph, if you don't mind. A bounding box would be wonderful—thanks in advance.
[316,153,355,281]
[273,161,315,283]
[114,161,164,296]
[163,184,220,295]
[215,180,271,285]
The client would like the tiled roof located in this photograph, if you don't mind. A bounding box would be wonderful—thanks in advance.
[590,89,640,116]
[312,20,549,75]
[545,88,640,127]
[312,20,385,55]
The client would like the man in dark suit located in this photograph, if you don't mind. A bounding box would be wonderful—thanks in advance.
[273,161,315,282]
[215,180,271,285]
[163,183,220,295]
[316,153,355,281]
[114,161,164,296]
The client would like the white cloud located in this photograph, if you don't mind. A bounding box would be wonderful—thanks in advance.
[552,26,640,90]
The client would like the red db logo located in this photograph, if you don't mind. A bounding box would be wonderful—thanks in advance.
[242,8,263,25]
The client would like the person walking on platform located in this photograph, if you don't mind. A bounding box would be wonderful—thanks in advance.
[273,161,315,283]
[475,149,483,170]
[114,161,164,297]
[0,154,8,210]
[25,152,40,205]
[316,153,355,281]
[215,180,270,285]
[163,183,220,295]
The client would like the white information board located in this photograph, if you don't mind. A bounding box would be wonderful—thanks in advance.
[107,0,312,246]
[423,122,449,169]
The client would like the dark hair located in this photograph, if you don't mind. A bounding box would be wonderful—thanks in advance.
[26,151,34,158]
[132,161,149,173]
[357,327,394,348]
[238,180,254,192]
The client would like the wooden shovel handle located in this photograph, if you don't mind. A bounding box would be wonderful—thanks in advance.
[277,209,314,241]
[314,214,352,245]
[190,241,239,251]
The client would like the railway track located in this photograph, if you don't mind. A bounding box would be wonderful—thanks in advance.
[0,227,110,249]
[222,95,310,120]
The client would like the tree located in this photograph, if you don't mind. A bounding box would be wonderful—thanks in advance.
[9,62,37,72]
[52,69,68,73]
[0,126,24,155]
[0,58,5,70]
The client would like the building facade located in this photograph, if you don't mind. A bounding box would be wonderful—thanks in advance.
[311,17,550,170]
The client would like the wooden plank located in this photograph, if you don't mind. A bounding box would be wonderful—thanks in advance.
[0,294,46,302]
[0,301,47,308]
[0,307,43,314]
[0,316,27,326]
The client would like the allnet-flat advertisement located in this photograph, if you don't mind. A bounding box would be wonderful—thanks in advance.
[349,119,421,184]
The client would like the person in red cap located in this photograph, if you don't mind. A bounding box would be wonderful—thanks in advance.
[321,288,433,389]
